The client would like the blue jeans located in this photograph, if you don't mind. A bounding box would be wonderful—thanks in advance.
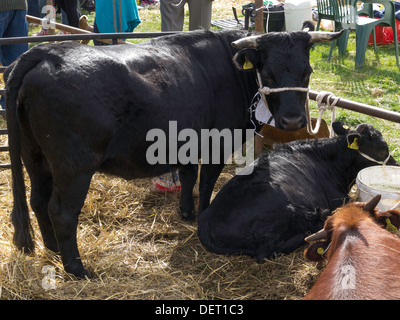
[0,10,28,109]
[0,10,28,66]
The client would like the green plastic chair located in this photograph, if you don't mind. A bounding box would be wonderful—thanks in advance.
[316,0,336,31]
[328,0,398,68]
[328,0,358,61]
[353,0,399,68]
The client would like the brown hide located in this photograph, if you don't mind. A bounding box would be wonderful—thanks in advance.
[304,204,400,300]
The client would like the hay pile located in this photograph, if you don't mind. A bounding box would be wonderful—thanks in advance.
[0,145,321,299]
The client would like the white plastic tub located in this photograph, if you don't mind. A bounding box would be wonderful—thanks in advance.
[356,166,400,211]
[284,0,312,31]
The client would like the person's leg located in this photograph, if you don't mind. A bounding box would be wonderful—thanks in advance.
[61,9,69,26]
[188,0,212,31]
[0,10,28,109]
[1,10,28,66]
[0,11,10,109]
[160,0,185,31]
[38,0,47,18]
[28,0,41,18]
[57,0,80,28]
[92,20,107,46]
[0,10,11,66]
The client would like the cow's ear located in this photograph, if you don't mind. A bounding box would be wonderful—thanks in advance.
[346,132,361,150]
[332,121,348,136]
[232,48,259,71]
[376,210,400,233]
[304,241,330,262]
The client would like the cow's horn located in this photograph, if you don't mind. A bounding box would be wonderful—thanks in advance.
[363,194,381,214]
[231,35,261,49]
[305,229,328,242]
[308,29,345,44]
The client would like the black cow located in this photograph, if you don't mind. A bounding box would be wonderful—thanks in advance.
[198,122,398,262]
[5,29,342,278]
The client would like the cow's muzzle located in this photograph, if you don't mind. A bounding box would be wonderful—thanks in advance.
[278,114,306,131]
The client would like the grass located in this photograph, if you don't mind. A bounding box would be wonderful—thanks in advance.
[0,1,399,301]
[308,33,400,161]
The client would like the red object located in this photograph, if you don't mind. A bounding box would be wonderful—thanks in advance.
[150,172,181,192]
[368,19,400,45]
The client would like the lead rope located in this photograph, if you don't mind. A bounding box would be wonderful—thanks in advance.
[255,73,341,138]
[306,91,340,137]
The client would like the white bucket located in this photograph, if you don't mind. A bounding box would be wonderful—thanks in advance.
[356,166,400,211]
[284,0,312,31]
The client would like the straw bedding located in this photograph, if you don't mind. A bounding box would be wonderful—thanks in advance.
[0,0,324,301]
[1,0,398,302]
[0,138,321,299]
[0,3,320,296]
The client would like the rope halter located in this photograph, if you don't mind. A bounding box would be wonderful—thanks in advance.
[357,150,391,165]
[257,68,341,138]
[306,91,340,137]
[256,70,310,127]
[257,70,310,97]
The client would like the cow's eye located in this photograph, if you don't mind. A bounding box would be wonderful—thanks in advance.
[261,72,274,86]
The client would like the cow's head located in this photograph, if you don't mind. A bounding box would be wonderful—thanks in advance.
[332,122,398,166]
[304,195,400,262]
[232,30,343,131]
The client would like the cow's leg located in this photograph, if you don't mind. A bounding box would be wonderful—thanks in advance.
[178,164,198,221]
[48,173,93,279]
[29,168,58,253]
[20,140,59,252]
[198,163,225,214]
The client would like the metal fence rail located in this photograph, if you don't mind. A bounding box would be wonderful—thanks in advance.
[0,32,179,45]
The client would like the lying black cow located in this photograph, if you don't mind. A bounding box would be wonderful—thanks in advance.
[198,122,398,262]
[5,29,341,278]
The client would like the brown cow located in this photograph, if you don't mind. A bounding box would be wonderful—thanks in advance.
[303,195,400,300]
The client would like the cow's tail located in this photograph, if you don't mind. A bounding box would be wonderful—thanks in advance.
[4,54,44,254]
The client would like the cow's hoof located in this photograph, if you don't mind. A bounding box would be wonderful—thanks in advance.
[65,264,91,280]
[181,209,195,222]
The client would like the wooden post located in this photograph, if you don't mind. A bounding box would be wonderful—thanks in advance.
[254,0,264,33]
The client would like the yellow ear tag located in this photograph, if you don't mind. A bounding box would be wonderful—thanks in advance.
[348,138,359,150]
[385,218,398,233]
[317,247,325,255]
[243,57,253,70]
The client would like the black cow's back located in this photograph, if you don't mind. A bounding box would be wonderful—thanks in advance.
[10,30,256,180]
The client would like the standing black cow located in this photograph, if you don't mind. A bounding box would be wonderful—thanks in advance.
[5,29,342,278]
[198,122,398,262]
